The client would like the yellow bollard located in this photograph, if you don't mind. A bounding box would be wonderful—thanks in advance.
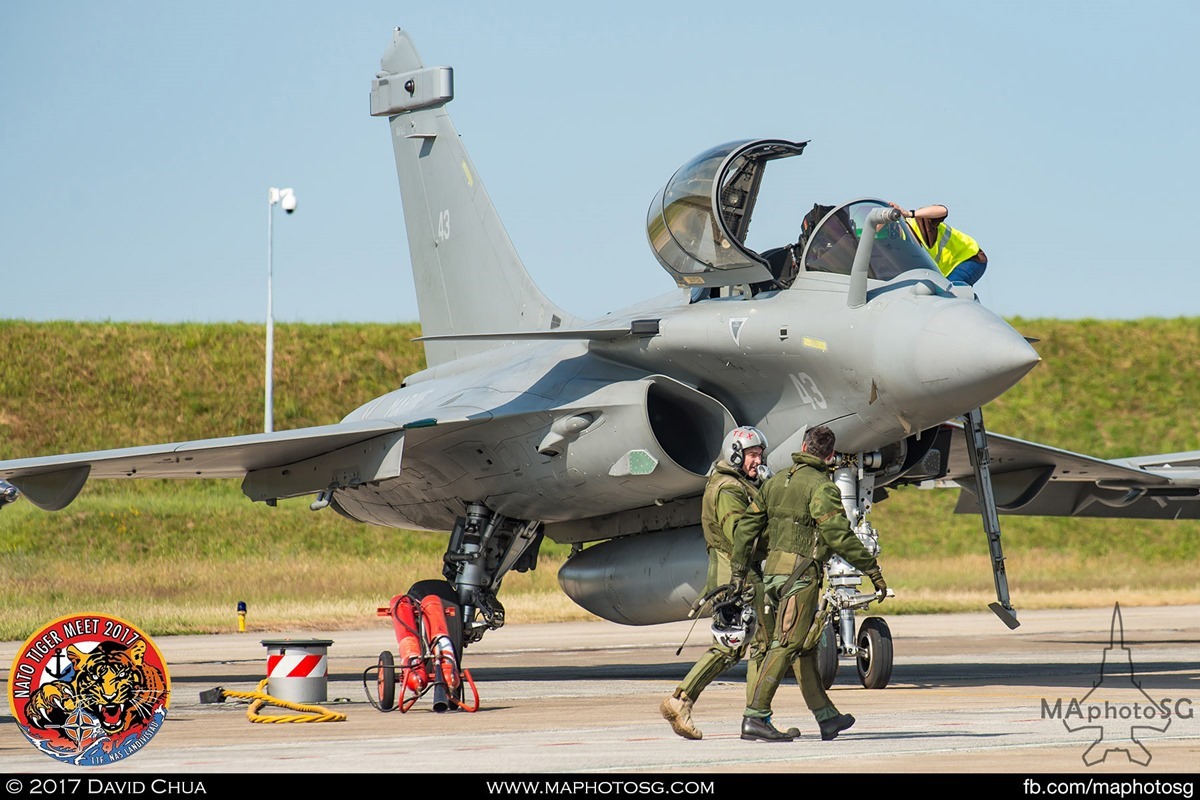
[238,600,247,633]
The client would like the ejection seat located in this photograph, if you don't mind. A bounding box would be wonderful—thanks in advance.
[758,244,801,288]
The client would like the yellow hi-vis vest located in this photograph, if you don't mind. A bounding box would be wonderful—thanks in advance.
[906,218,981,277]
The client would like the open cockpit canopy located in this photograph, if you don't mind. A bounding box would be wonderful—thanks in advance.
[646,139,807,289]
[646,140,941,295]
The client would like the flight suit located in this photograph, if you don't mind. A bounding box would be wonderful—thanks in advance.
[731,451,881,724]
[673,460,771,706]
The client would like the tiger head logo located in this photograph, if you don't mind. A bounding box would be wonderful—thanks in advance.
[25,640,166,734]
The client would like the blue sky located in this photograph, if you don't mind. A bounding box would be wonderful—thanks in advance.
[2,1,1198,326]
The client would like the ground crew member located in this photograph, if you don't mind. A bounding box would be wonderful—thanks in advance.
[660,425,785,740]
[730,425,888,742]
[890,202,988,285]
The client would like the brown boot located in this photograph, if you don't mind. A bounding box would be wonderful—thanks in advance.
[660,691,702,740]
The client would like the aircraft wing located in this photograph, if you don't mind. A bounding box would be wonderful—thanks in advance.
[0,420,411,511]
[935,423,1200,519]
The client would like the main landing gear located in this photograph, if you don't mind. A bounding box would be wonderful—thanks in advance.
[367,502,544,712]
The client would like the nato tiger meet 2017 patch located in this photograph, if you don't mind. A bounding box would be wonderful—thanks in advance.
[8,613,171,766]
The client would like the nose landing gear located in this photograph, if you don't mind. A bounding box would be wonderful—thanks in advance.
[814,587,894,690]
[812,454,896,690]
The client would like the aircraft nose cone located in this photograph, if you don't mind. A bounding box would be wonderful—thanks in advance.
[912,302,1040,412]
[875,300,1040,426]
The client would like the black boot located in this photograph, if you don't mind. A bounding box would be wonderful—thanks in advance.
[818,713,855,740]
[741,715,798,742]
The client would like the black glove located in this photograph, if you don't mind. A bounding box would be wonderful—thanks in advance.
[865,568,888,603]
[728,570,752,603]
[738,580,756,605]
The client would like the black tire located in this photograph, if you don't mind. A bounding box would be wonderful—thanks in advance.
[856,617,893,689]
[816,615,839,689]
[408,578,467,707]
[408,578,460,606]
[408,579,465,661]
[377,650,396,711]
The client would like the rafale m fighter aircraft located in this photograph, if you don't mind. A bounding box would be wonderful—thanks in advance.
[3,28,1199,691]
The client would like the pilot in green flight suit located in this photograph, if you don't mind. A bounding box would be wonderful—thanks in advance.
[730,424,888,742]
[660,426,782,740]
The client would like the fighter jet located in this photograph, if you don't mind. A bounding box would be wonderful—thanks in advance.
[3,28,1198,693]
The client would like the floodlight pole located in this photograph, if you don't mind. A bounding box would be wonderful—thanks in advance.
[266,187,296,433]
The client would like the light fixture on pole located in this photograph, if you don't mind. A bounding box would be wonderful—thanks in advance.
[266,187,297,433]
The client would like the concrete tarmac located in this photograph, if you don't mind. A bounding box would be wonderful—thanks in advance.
[2,605,1197,777]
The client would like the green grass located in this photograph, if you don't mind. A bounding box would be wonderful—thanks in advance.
[0,481,583,639]
[0,320,424,453]
[1,319,1197,641]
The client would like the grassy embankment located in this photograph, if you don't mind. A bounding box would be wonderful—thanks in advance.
[0,319,1197,640]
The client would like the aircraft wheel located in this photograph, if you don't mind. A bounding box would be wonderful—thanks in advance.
[408,578,467,710]
[408,579,465,660]
[377,650,396,711]
[815,616,839,689]
[856,617,893,689]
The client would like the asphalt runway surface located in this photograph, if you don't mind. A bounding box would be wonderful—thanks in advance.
[2,605,1197,778]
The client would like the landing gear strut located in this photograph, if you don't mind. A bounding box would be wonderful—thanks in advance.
[442,503,544,645]
[813,453,895,689]
[369,503,544,713]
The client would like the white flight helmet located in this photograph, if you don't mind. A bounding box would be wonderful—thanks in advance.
[721,426,768,467]
[710,595,758,649]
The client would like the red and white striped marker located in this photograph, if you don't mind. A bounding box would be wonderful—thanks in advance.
[267,651,328,678]
[260,639,334,703]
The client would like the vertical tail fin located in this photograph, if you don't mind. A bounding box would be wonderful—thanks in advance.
[371,28,575,367]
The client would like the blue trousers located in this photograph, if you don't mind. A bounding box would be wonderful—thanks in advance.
[946,259,987,286]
